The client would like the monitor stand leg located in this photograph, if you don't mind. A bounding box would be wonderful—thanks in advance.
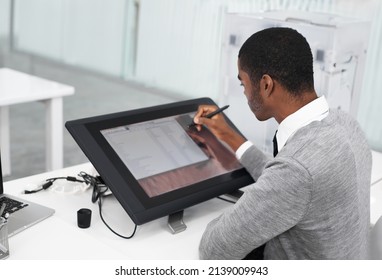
[224,189,244,202]
[168,210,187,234]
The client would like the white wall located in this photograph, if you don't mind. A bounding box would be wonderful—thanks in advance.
[13,0,132,77]
[135,0,226,99]
[0,0,10,41]
[14,0,63,59]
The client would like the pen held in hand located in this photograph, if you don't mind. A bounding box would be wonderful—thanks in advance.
[189,105,230,127]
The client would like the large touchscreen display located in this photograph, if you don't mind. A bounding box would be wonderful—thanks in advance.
[101,112,242,197]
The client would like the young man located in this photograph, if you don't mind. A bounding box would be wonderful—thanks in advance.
[195,27,372,259]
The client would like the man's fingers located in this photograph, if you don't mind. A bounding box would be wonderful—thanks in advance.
[194,105,218,119]
[194,116,210,131]
[193,104,222,132]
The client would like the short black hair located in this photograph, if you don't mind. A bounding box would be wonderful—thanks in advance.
[238,27,314,96]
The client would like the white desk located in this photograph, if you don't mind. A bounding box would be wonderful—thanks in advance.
[0,68,75,175]
[4,163,231,259]
[371,180,382,226]
[4,151,382,259]
[371,151,382,225]
[371,150,382,185]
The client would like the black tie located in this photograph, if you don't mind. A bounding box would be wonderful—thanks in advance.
[273,131,278,157]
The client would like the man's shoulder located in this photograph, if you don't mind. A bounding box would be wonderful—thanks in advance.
[328,108,359,126]
[293,109,364,145]
[280,108,371,172]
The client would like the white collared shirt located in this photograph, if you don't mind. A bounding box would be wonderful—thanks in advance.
[236,96,330,159]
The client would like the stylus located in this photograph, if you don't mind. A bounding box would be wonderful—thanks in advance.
[189,105,230,127]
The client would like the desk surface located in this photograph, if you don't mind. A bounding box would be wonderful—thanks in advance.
[0,68,74,105]
[4,163,232,260]
[4,150,382,260]
[371,151,382,225]
[371,150,382,184]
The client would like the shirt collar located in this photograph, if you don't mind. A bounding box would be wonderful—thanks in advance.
[276,95,329,152]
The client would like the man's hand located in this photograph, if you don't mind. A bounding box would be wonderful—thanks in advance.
[193,105,246,152]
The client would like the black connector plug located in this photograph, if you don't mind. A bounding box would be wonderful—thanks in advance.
[66,176,77,182]
[42,181,53,190]
[24,190,35,194]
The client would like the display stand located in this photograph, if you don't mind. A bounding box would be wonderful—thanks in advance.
[167,190,244,234]
[167,210,187,234]
[224,189,244,202]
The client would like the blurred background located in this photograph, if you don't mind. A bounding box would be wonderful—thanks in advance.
[1,0,381,180]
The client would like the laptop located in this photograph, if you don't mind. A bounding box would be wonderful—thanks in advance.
[0,152,55,237]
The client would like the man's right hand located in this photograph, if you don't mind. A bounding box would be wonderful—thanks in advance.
[193,105,246,152]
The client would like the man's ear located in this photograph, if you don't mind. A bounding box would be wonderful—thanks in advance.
[261,74,274,97]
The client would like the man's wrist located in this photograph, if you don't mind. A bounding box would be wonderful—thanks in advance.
[223,133,247,152]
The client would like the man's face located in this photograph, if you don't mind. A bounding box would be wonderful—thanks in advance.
[237,60,269,121]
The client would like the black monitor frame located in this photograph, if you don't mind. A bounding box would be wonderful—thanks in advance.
[65,98,254,225]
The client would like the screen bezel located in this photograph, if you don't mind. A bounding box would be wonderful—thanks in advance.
[65,98,254,225]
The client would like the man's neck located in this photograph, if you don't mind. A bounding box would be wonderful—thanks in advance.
[274,91,318,124]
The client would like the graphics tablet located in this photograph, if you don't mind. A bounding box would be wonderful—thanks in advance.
[65,98,254,225]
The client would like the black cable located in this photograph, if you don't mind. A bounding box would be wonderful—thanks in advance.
[78,172,138,239]
[77,172,107,203]
[97,195,137,239]
[23,176,85,194]
[77,172,100,186]
[23,171,138,238]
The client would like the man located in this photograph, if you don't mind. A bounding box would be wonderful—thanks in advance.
[195,27,372,259]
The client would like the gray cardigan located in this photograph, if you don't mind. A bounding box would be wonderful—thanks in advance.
[199,109,372,259]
